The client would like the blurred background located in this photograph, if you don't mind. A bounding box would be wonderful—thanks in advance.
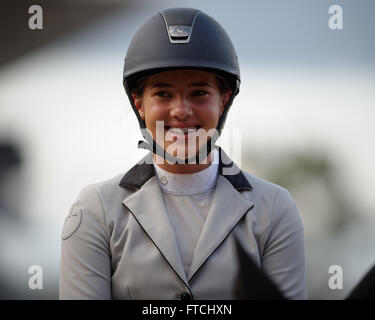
[0,0,374,299]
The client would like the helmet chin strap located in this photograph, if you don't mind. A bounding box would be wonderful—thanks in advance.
[127,80,239,165]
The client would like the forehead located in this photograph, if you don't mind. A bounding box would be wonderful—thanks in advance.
[145,69,217,85]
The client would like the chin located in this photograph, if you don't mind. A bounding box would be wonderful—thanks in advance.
[163,143,211,164]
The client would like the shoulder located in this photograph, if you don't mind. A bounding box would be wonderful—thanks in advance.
[240,170,303,232]
[241,170,295,208]
[63,172,131,239]
[80,173,126,196]
[70,152,153,224]
[75,172,130,212]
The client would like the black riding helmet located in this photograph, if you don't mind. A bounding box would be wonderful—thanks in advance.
[123,7,240,164]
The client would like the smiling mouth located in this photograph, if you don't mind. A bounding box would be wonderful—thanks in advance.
[165,126,200,134]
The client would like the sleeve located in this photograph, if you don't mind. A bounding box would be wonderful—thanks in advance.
[59,185,112,299]
[260,188,308,300]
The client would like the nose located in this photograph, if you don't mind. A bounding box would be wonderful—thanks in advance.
[170,95,193,119]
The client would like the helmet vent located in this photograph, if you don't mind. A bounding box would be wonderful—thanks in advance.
[168,25,191,42]
[160,8,200,44]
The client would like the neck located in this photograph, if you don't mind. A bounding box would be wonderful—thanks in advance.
[153,152,213,174]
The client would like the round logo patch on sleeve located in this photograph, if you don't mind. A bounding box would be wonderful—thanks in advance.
[62,206,82,240]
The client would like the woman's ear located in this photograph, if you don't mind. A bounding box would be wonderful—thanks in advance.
[131,92,145,120]
[220,90,232,116]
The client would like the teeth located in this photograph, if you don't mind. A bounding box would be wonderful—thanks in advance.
[168,127,197,134]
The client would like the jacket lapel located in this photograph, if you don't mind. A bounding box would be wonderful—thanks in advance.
[187,175,254,281]
[120,153,188,286]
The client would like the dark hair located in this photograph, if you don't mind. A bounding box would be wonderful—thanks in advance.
[132,77,148,97]
[132,72,232,97]
[215,75,232,94]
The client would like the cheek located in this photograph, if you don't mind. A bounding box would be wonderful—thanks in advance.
[198,103,222,126]
[144,103,168,127]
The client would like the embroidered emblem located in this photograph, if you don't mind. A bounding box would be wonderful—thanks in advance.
[61,206,82,240]
[160,176,168,185]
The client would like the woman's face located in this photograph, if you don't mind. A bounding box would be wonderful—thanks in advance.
[131,69,232,162]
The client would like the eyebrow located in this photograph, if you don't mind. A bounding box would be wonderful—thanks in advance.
[150,81,213,89]
[150,83,173,89]
[188,82,213,88]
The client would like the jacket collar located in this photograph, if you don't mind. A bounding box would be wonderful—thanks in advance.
[119,146,252,191]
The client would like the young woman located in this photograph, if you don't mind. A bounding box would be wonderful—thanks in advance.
[59,7,307,300]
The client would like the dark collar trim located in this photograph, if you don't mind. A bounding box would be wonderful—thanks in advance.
[217,147,252,191]
[119,161,155,190]
[119,147,252,191]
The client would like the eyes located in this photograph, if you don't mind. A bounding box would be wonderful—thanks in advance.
[155,91,171,98]
[154,90,209,98]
